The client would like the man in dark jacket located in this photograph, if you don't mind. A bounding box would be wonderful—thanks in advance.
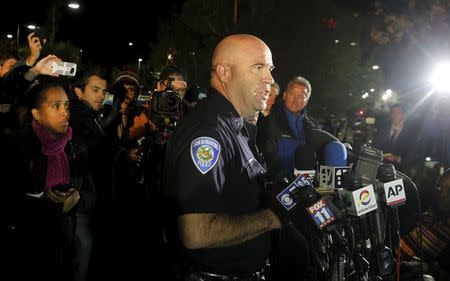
[257,76,319,281]
[257,76,319,180]
[67,66,112,281]
[373,103,414,173]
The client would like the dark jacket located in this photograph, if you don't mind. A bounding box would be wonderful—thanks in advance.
[373,121,415,173]
[164,89,270,274]
[69,97,118,218]
[1,125,95,280]
[0,63,35,132]
[257,105,319,180]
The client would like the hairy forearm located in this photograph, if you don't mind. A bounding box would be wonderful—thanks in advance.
[178,209,279,249]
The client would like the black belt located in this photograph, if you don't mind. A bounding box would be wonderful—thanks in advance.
[185,262,270,281]
[186,271,266,281]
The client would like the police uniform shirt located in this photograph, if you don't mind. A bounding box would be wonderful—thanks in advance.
[164,88,270,274]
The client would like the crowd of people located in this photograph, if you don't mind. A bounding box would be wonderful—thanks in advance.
[1,32,449,281]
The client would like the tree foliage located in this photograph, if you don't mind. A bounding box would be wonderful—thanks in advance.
[147,0,384,117]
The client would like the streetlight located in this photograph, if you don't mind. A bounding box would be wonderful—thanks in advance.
[16,24,39,56]
[68,2,80,9]
[430,61,450,93]
[48,2,81,47]
[138,58,143,72]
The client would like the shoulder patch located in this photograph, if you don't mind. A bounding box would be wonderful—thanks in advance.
[190,136,221,174]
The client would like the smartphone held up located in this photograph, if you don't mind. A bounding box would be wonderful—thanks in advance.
[51,61,77,76]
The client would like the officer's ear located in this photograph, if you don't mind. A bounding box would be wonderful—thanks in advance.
[215,64,230,84]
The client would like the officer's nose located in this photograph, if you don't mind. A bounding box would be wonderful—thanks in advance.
[262,70,274,90]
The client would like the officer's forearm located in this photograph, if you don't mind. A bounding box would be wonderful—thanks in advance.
[178,209,279,249]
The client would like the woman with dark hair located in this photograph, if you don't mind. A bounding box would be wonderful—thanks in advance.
[1,79,95,281]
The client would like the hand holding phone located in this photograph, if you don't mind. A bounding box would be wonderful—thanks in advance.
[54,183,73,193]
[51,61,77,76]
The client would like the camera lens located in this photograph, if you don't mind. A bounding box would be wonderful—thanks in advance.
[167,95,176,106]
[165,92,179,108]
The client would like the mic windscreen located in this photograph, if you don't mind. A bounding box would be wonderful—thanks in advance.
[342,170,363,191]
[306,128,340,152]
[294,144,317,170]
[323,141,348,167]
[377,163,397,182]
[275,171,296,187]
[291,185,319,207]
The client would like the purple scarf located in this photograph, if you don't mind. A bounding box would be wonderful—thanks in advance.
[31,119,72,190]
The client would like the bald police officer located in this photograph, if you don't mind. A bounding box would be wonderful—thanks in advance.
[163,34,280,280]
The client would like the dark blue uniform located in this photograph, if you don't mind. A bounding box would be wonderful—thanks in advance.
[163,88,270,274]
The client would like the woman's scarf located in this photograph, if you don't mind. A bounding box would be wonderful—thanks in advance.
[32,119,72,189]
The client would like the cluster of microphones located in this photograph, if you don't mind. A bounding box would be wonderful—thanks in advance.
[270,129,412,280]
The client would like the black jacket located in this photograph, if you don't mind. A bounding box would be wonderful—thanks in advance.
[2,125,96,241]
[1,125,96,280]
[257,105,319,180]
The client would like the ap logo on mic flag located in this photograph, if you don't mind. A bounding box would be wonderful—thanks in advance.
[191,137,221,174]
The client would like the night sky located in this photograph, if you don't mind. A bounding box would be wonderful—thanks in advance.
[1,0,184,66]
[2,0,447,115]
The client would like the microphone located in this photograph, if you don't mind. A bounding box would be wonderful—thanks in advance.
[319,141,351,189]
[378,164,406,207]
[306,128,340,152]
[323,141,348,166]
[273,172,311,211]
[288,182,341,230]
[353,144,383,181]
[338,171,378,255]
[293,144,317,185]
[264,172,313,225]
[377,164,404,249]
[337,171,378,217]
[305,194,342,230]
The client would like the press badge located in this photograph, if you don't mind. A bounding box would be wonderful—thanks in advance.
[191,137,221,174]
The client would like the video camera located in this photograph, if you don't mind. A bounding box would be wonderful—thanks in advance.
[149,78,185,144]
[151,78,183,117]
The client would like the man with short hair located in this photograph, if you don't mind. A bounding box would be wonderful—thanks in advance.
[164,34,279,280]
[262,82,280,117]
[373,103,413,172]
[156,65,187,98]
[258,76,319,179]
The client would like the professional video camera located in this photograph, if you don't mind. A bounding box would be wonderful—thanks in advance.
[149,78,184,144]
[340,107,378,150]
[151,78,183,117]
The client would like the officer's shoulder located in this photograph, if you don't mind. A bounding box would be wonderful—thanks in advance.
[180,97,221,127]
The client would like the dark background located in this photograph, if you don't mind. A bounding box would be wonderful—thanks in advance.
[2,0,450,118]
[1,0,184,66]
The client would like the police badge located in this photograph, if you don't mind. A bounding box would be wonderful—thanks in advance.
[191,137,221,174]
